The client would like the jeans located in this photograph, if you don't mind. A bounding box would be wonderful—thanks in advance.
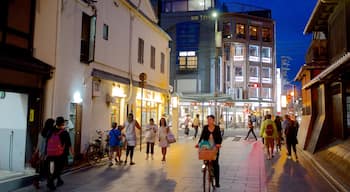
[146,142,154,154]
[125,145,135,161]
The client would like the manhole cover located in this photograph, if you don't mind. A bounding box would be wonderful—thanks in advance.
[232,137,241,141]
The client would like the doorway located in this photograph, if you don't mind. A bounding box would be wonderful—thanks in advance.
[0,91,28,174]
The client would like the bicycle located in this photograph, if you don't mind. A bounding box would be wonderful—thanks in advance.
[198,148,218,192]
[86,130,109,165]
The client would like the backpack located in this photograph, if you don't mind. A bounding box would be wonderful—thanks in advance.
[265,124,273,136]
[47,130,65,156]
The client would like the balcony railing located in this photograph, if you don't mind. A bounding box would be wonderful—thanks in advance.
[306,39,328,63]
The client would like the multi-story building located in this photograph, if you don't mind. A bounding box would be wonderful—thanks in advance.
[153,1,276,126]
[295,0,350,189]
[154,0,218,122]
[0,0,170,187]
[219,12,276,123]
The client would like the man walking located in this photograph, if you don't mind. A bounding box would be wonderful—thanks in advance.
[192,114,200,139]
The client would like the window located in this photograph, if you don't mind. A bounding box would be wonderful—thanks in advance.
[249,26,258,40]
[103,24,108,40]
[262,67,271,78]
[161,52,165,73]
[164,0,213,12]
[235,67,243,82]
[249,66,259,82]
[223,21,231,39]
[236,24,245,39]
[234,44,244,61]
[249,87,259,99]
[80,13,96,63]
[138,38,144,64]
[226,65,231,81]
[262,88,272,100]
[262,67,272,83]
[178,51,197,71]
[224,43,230,61]
[262,47,272,63]
[262,28,272,42]
[249,45,259,62]
[151,46,155,69]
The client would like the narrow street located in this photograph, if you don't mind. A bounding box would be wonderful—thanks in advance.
[14,129,334,192]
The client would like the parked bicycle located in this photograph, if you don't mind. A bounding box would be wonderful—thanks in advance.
[198,148,218,192]
[86,130,109,165]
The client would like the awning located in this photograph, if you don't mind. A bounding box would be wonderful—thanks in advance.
[303,52,350,89]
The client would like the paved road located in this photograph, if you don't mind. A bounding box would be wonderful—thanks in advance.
[14,129,334,192]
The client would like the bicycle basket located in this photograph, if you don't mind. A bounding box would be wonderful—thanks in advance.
[198,148,217,160]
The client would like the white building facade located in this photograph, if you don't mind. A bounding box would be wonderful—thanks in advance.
[34,0,171,159]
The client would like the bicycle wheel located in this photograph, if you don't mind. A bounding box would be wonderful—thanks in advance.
[86,145,99,165]
[202,164,207,192]
[208,164,215,191]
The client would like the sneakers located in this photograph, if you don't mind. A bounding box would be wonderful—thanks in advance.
[130,162,135,165]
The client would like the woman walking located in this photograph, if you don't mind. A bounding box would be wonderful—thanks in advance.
[158,117,169,162]
[145,118,158,160]
[274,116,283,152]
[123,113,141,165]
[244,115,257,141]
[32,118,55,189]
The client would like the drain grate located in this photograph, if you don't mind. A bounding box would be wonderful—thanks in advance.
[232,137,241,141]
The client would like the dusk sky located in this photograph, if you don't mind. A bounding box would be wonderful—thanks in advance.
[218,0,317,82]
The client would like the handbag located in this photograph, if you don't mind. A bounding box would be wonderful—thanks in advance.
[167,131,176,144]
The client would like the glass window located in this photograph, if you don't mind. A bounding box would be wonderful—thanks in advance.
[235,44,244,56]
[262,67,271,78]
[150,46,155,69]
[173,1,187,12]
[80,13,96,63]
[178,51,198,71]
[249,26,258,40]
[262,28,272,42]
[249,66,259,77]
[249,45,259,57]
[262,47,271,58]
[236,23,245,39]
[224,43,230,61]
[262,88,271,99]
[249,87,259,98]
[204,0,213,9]
[189,0,204,11]
[138,38,144,64]
[223,21,231,39]
[163,2,172,12]
[161,52,165,73]
[235,67,243,76]
[103,24,108,40]
[226,65,231,81]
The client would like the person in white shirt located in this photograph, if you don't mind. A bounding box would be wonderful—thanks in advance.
[192,114,200,139]
[123,113,141,165]
[145,118,158,160]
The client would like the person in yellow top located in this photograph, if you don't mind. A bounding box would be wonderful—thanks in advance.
[260,114,278,160]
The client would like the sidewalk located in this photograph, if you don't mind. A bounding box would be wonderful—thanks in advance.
[12,135,334,192]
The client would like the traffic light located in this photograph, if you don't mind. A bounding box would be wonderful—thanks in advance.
[248,83,259,88]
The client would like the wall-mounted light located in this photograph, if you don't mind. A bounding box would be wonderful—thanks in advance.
[112,84,126,97]
[73,91,83,103]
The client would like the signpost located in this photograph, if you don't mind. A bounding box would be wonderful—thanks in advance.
[139,72,147,152]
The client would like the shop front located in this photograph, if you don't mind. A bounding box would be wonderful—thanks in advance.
[135,88,166,128]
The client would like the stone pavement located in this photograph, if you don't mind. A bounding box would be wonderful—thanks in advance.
[13,133,334,192]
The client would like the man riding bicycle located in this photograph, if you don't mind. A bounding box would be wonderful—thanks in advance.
[196,115,222,188]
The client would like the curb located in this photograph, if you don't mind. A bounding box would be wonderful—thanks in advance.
[300,149,348,192]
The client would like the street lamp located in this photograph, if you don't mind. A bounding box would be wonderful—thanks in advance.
[139,72,147,152]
